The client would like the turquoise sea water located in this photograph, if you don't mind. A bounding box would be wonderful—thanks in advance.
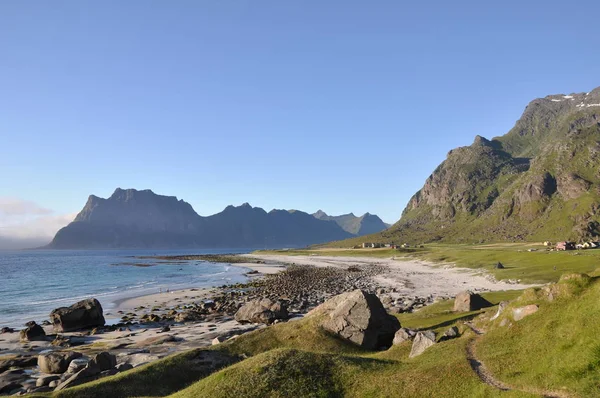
[0,249,251,329]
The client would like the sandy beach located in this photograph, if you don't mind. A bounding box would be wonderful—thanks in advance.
[0,253,540,393]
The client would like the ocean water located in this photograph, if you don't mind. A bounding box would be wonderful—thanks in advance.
[0,249,252,329]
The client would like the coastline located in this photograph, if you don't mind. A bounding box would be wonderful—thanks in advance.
[0,252,540,394]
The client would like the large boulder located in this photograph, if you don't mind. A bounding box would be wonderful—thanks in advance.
[234,299,288,325]
[50,298,105,332]
[38,351,82,374]
[453,291,492,312]
[19,322,46,342]
[311,290,401,349]
[409,331,436,358]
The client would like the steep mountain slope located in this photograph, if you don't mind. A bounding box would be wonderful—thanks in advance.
[312,210,389,236]
[355,87,600,244]
[47,189,354,249]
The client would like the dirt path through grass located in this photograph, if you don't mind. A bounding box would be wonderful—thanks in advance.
[464,323,569,398]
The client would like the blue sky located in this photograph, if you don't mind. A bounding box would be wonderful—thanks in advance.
[1,0,599,241]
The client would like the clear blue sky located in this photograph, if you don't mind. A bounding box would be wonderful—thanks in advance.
[1,0,599,227]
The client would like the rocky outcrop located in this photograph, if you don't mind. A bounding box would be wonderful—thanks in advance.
[312,290,400,349]
[453,291,492,312]
[50,298,106,332]
[365,86,600,243]
[38,351,82,374]
[409,331,436,358]
[234,299,288,325]
[19,321,46,342]
[516,172,556,204]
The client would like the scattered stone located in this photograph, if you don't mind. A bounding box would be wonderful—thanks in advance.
[66,358,89,374]
[453,291,492,312]
[440,326,459,341]
[512,304,539,321]
[409,331,436,358]
[0,356,37,373]
[158,325,170,333]
[0,327,15,334]
[212,336,223,345]
[54,364,102,391]
[490,301,508,321]
[495,262,505,269]
[0,369,26,394]
[115,363,133,372]
[234,298,288,325]
[87,352,117,372]
[19,322,46,342]
[50,298,106,332]
[392,328,415,345]
[38,351,83,374]
[48,380,59,388]
[35,375,60,387]
[312,290,400,349]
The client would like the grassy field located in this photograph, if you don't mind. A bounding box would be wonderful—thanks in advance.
[254,243,600,284]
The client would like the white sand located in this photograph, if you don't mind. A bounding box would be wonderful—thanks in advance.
[244,254,540,297]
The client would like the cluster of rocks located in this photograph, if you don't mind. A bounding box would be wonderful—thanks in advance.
[241,264,387,312]
[1,350,131,395]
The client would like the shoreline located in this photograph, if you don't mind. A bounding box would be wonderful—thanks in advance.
[0,252,540,395]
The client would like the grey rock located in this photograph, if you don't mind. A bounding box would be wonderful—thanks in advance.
[409,331,436,358]
[54,365,101,391]
[115,363,133,372]
[440,326,459,341]
[38,351,82,374]
[512,304,539,321]
[19,322,46,342]
[66,358,89,374]
[234,298,288,325]
[0,369,26,394]
[392,328,414,345]
[313,290,400,349]
[0,356,37,373]
[50,298,105,332]
[453,291,492,312]
[36,375,60,387]
[87,352,116,371]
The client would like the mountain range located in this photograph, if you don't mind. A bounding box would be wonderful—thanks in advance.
[47,188,389,249]
[341,86,600,245]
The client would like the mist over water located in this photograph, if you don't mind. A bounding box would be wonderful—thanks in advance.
[0,249,252,329]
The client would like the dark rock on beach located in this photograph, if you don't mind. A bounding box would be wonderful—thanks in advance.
[50,298,106,332]
[19,322,46,342]
[38,351,83,374]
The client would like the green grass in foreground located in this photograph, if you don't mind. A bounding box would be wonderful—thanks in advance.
[478,276,600,397]
[255,243,600,283]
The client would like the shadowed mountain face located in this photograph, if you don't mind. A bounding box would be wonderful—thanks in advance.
[47,189,356,249]
[370,86,600,243]
[312,210,389,236]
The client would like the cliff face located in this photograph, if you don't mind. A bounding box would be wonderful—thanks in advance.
[386,87,600,243]
[48,189,356,249]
